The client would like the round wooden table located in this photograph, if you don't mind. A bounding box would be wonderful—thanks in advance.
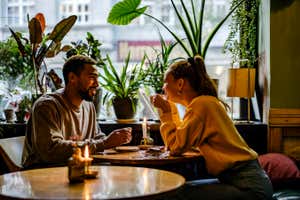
[0,166,185,200]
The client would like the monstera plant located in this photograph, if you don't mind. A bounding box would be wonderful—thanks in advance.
[10,13,77,95]
[107,0,245,59]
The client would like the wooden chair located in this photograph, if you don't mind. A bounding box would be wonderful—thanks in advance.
[0,136,25,172]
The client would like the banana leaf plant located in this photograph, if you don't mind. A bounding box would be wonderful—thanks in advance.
[107,0,245,59]
[9,13,77,95]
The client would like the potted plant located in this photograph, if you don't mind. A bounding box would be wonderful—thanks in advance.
[9,13,77,96]
[107,0,245,59]
[224,0,259,121]
[98,53,146,120]
[15,96,32,123]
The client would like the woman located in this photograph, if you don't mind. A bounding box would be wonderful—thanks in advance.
[151,55,273,200]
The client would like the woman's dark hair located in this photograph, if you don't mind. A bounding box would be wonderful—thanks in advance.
[169,55,218,97]
[168,55,229,109]
[63,55,96,85]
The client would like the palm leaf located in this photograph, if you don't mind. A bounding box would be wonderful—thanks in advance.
[107,0,147,25]
[196,0,205,53]
[179,0,196,43]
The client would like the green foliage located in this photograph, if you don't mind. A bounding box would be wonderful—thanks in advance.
[18,96,32,111]
[65,32,105,67]
[10,13,77,94]
[108,0,245,58]
[0,38,33,89]
[98,53,146,104]
[224,0,259,67]
[143,33,180,93]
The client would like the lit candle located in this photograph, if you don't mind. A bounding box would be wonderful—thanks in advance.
[84,145,93,174]
[142,117,147,138]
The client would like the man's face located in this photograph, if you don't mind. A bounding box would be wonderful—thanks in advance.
[76,64,99,101]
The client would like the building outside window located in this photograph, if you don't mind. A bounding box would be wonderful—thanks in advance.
[60,0,90,24]
[7,0,34,26]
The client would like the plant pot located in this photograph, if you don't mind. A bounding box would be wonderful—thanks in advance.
[15,110,27,123]
[112,97,137,119]
[4,109,15,123]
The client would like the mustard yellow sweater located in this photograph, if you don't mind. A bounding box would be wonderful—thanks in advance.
[159,96,257,176]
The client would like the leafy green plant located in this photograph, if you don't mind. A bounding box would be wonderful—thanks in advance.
[0,38,33,89]
[18,96,32,112]
[224,0,259,67]
[107,0,245,58]
[143,33,180,93]
[10,13,77,95]
[64,32,105,67]
[99,53,146,103]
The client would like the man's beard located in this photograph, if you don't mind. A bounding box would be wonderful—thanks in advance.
[79,88,95,102]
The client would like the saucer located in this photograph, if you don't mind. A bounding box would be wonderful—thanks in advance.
[115,146,140,152]
[115,119,136,124]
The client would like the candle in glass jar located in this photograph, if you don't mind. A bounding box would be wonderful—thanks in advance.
[142,117,147,138]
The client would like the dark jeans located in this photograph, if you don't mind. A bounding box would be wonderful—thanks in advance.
[169,159,273,200]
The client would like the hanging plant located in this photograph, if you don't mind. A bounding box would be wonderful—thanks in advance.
[224,0,260,67]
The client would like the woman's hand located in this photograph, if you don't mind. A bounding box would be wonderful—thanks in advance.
[150,94,171,113]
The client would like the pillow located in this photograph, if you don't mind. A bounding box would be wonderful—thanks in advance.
[258,153,300,190]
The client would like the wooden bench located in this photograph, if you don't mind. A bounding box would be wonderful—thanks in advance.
[0,136,24,173]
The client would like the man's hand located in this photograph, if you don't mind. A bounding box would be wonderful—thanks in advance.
[104,127,132,149]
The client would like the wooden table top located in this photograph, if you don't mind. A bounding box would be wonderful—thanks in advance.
[93,147,202,166]
[0,166,185,200]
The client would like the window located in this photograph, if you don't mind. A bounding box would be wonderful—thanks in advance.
[0,0,257,121]
[7,0,34,26]
[60,0,90,24]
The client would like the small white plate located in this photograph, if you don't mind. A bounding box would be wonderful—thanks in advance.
[115,146,140,152]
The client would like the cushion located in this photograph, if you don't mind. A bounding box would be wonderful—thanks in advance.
[258,153,300,190]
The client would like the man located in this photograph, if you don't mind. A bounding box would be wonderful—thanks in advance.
[22,55,132,168]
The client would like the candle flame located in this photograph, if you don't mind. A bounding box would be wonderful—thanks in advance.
[84,145,89,159]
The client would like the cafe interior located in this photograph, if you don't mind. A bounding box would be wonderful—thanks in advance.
[0,0,300,199]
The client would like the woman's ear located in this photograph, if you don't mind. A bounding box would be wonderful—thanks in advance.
[177,78,184,90]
